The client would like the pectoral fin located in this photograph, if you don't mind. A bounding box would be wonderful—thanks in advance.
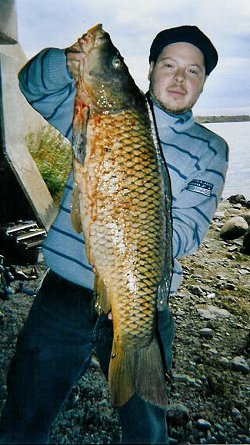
[72,95,90,165]
[70,185,82,233]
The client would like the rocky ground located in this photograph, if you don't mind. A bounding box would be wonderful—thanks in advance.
[0,198,249,444]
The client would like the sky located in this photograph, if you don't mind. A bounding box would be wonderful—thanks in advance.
[15,0,250,116]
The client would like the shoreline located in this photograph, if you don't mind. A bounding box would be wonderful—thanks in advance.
[195,115,250,123]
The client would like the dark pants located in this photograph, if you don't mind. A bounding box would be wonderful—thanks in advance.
[0,270,175,444]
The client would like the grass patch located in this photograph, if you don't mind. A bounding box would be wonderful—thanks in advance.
[27,126,72,206]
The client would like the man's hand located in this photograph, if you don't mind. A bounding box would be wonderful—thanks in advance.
[65,40,85,80]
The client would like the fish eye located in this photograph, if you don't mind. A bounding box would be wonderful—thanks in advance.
[112,58,122,69]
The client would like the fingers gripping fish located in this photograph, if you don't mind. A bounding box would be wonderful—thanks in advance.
[70,24,173,407]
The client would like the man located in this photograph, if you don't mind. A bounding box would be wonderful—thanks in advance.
[0,25,228,444]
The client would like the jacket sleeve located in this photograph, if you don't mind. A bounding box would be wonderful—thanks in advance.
[18,48,75,141]
[172,142,229,259]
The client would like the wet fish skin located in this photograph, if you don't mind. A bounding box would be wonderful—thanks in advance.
[70,24,172,407]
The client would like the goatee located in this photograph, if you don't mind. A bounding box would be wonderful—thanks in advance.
[149,90,192,115]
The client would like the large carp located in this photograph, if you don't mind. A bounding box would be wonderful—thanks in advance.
[70,24,173,407]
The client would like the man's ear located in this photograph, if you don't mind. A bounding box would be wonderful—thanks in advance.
[148,61,155,80]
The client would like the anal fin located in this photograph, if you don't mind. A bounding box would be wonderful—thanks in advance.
[94,273,110,315]
[109,342,136,407]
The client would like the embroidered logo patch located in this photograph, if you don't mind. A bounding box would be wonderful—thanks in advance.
[187,179,213,197]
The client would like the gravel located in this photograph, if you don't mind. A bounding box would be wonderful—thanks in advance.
[0,199,249,444]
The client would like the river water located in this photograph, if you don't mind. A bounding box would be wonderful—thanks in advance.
[204,121,250,201]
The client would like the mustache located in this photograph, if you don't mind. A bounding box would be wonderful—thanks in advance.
[167,84,186,93]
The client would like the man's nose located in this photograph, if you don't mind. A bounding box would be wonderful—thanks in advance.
[174,69,185,84]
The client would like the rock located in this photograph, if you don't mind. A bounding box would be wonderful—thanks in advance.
[206,434,218,444]
[242,213,250,225]
[227,244,238,252]
[187,285,204,296]
[168,438,178,445]
[238,268,250,275]
[227,194,246,205]
[166,403,190,427]
[214,422,224,432]
[232,203,243,210]
[206,292,216,299]
[172,373,192,383]
[234,399,247,409]
[218,357,231,369]
[238,436,250,444]
[90,357,101,369]
[196,418,212,431]
[241,331,250,355]
[242,229,250,254]
[220,216,248,240]
[0,384,7,398]
[197,308,214,319]
[66,394,79,410]
[0,311,4,325]
[223,282,235,290]
[199,328,213,338]
[197,305,231,320]
[206,319,216,329]
[228,207,242,215]
[175,309,185,316]
[231,407,241,418]
[232,356,250,374]
[216,432,227,442]
[208,348,218,355]
[213,210,226,220]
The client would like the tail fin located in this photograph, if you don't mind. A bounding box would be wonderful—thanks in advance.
[109,336,168,407]
[135,337,168,407]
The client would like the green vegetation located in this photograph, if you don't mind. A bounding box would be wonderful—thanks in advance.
[27,126,72,206]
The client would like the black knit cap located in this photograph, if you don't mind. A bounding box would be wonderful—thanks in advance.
[149,25,218,75]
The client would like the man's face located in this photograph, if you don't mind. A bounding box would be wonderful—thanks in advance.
[148,42,207,114]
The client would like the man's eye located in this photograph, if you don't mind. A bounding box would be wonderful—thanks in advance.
[189,69,199,76]
[161,63,175,72]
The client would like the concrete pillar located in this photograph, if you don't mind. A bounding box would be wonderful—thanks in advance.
[0,0,17,44]
[0,0,57,230]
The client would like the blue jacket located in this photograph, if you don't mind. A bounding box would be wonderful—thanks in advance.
[19,48,229,294]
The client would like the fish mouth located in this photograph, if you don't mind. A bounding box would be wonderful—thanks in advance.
[86,23,103,35]
[78,24,108,55]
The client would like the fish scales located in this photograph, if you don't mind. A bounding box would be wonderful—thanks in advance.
[71,24,172,407]
[81,111,165,333]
